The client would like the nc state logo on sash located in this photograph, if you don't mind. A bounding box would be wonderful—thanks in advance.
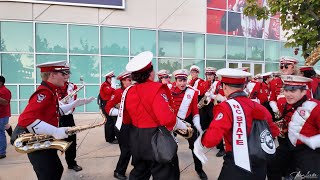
[187,94,191,99]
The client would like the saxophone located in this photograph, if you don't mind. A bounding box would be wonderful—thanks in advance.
[174,121,194,139]
[305,41,320,66]
[14,110,107,154]
[197,81,214,109]
[60,76,85,104]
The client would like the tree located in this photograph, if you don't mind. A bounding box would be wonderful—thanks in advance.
[243,0,320,60]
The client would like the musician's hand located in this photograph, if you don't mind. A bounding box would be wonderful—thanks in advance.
[84,97,95,104]
[205,92,210,97]
[193,136,208,164]
[174,119,187,130]
[53,127,69,139]
[298,134,320,150]
[72,98,86,108]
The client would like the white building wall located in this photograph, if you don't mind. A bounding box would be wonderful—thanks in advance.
[0,0,206,32]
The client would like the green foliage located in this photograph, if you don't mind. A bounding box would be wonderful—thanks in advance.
[244,0,320,61]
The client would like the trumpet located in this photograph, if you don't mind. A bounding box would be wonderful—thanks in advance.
[197,81,215,109]
[60,76,85,104]
[14,110,107,154]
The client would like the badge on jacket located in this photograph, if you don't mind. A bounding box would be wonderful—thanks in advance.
[37,93,46,102]
[161,94,168,102]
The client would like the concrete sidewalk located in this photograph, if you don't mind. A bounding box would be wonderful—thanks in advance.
[0,114,223,180]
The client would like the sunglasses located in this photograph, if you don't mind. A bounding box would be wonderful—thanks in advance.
[280,64,290,69]
[161,76,170,79]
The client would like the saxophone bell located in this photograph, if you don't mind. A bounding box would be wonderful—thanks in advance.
[174,121,193,139]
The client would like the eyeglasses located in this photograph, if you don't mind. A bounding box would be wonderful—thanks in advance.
[280,64,290,69]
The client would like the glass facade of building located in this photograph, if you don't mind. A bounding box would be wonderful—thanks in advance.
[0,20,311,114]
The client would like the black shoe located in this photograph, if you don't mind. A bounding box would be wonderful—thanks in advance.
[109,139,119,144]
[0,154,6,159]
[114,172,127,180]
[216,149,225,157]
[68,165,83,172]
[196,169,208,180]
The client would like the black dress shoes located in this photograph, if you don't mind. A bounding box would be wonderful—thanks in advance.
[109,139,119,144]
[68,165,83,172]
[114,172,127,180]
[216,149,226,157]
[196,169,208,180]
[0,154,6,159]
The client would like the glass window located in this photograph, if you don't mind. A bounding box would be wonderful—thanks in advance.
[254,64,262,75]
[207,10,227,35]
[85,85,99,112]
[183,59,205,79]
[20,85,34,99]
[0,22,33,52]
[227,36,246,60]
[183,33,204,59]
[158,58,182,77]
[36,54,67,83]
[206,60,226,70]
[19,100,28,114]
[206,35,226,59]
[101,57,128,82]
[6,85,17,100]
[158,31,181,57]
[36,23,67,53]
[101,27,128,55]
[74,88,84,113]
[247,38,264,61]
[131,29,156,56]
[69,25,98,54]
[1,54,34,83]
[265,40,280,62]
[69,55,99,84]
[10,101,18,114]
[265,63,279,72]
[281,43,304,64]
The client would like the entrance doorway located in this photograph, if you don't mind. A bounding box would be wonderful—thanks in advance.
[227,62,264,75]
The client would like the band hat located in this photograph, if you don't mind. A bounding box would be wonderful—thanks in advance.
[190,65,200,72]
[237,67,249,72]
[104,71,115,78]
[280,56,298,64]
[126,51,153,73]
[281,75,312,90]
[254,74,262,79]
[157,69,170,78]
[260,72,273,78]
[205,67,217,74]
[216,68,252,84]
[36,60,69,73]
[173,69,189,79]
[300,66,314,72]
[117,71,131,80]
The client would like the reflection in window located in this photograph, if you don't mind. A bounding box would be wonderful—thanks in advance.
[69,55,99,84]
[183,33,204,59]
[183,59,205,79]
[69,25,99,54]
[206,60,226,70]
[131,29,156,56]
[101,27,128,55]
[0,22,33,52]
[266,63,279,72]
[247,38,264,61]
[265,40,280,62]
[207,35,226,59]
[158,58,182,76]
[36,23,67,53]
[227,36,246,60]
[36,54,67,83]
[19,85,35,99]
[1,54,34,83]
[158,31,181,57]
[101,57,128,82]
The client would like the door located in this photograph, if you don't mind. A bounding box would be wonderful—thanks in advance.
[227,62,264,75]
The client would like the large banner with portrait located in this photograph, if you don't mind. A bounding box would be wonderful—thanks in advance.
[207,0,280,40]
[6,0,125,9]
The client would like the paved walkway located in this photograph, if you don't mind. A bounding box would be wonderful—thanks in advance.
[0,114,223,180]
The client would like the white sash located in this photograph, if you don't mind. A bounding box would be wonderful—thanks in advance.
[115,85,133,130]
[193,79,200,89]
[227,99,251,172]
[177,88,195,120]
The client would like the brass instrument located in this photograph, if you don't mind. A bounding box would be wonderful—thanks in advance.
[175,121,194,139]
[197,82,215,109]
[305,41,320,66]
[14,110,107,154]
[274,118,288,138]
[60,76,85,104]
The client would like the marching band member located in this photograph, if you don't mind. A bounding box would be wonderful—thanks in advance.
[194,68,279,179]
[157,69,172,89]
[267,75,320,179]
[171,69,207,180]
[269,56,298,120]
[105,71,132,180]
[99,71,117,144]
[116,51,183,179]
[300,66,320,100]
[189,65,204,94]
[16,61,91,180]
[245,74,261,103]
